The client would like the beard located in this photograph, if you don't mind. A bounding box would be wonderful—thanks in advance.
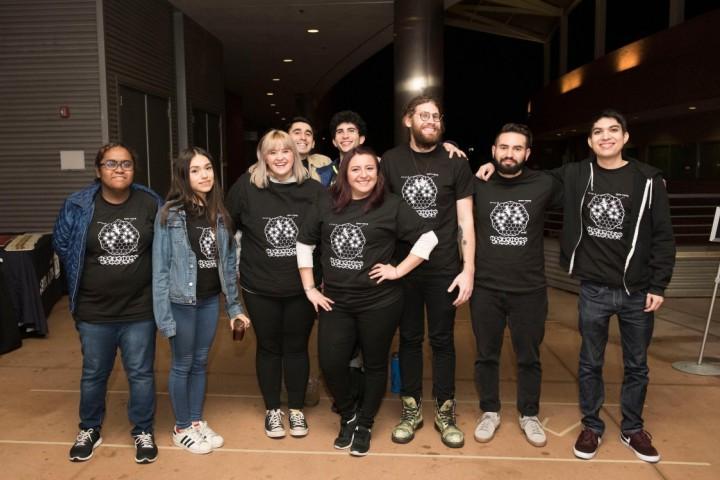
[410,123,441,149]
[494,157,524,175]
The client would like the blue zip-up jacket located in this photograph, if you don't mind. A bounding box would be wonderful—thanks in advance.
[52,181,163,314]
[152,206,244,338]
[315,158,339,187]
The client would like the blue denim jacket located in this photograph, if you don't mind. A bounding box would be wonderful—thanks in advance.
[52,181,163,314]
[152,207,244,338]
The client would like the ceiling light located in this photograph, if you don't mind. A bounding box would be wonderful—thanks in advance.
[266,92,274,96]
[688,106,697,110]
[272,78,280,82]
[307,28,319,33]
[283,58,293,63]
[275,111,280,115]
[270,103,276,107]
[281,117,286,121]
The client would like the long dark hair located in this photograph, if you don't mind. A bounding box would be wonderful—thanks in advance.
[160,147,233,235]
[330,145,385,214]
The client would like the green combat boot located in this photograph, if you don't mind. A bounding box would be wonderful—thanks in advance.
[434,399,464,448]
[391,396,423,444]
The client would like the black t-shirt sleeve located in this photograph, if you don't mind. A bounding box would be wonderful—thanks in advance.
[297,197,323,245]
[396,199,431,244]
[549,174,564,210]
[380,157,393,193]
[225,176,246,230]
[454,158,474,200]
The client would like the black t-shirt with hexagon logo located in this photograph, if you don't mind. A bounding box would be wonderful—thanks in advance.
[574,163,634,287]
[226,173,327,297]
[473,169,562,293]
[76,190,157,323]
[298,193,430,311]
[186,212,221,299]
[381,144,474,278]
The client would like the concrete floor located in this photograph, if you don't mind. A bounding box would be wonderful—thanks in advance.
[1,287,719,480]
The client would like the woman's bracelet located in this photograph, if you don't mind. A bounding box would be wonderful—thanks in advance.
[303,285,316,292]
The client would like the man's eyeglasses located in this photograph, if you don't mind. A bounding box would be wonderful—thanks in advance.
[100,160,134,170]
[415,111,443,122]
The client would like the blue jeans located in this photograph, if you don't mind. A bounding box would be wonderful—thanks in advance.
[168,295,219,429]
[76,319,156,435]
[578,282,654,435]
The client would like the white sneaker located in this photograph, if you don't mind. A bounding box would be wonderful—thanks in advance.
[194,420,224,449]
[173,426,212,454]
[474,412,501,443]
[519,415,547,447]
[288,409,309,437]
[265,409,286,438]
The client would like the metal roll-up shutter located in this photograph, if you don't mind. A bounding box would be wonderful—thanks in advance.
[103,0,177,161]
[0,0,103,232]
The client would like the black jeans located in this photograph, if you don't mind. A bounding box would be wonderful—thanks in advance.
[398,274,457,402]
[319,302,402,428]
[578,281,653,435]
[470,286,547,417]
[242,291,316,410]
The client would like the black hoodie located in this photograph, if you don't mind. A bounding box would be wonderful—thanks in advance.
[550,158,675,296]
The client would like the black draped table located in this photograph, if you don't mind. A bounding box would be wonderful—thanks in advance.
[0,233,63,353]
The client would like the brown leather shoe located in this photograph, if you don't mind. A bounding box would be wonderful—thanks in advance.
[573,427,602,459]
[621,430,660,463]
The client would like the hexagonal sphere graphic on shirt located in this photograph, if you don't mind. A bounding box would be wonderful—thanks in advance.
[490,201,529,237]
[588,193,625,230]
[98,219,139,255]
[264,216,299,249]
[401,175,438,210]
[198,227,217,259]
[330,223,366,259]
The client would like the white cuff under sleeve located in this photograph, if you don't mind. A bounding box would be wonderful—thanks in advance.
[296,242,316,268]
[410,231,438,260]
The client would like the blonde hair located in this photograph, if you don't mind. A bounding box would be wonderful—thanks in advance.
[249,130,308,188]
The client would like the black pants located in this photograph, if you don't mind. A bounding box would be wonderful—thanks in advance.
[242,291,316,410]
[470,286,547,416]
[319,302,402,428]
[399,274,457,402]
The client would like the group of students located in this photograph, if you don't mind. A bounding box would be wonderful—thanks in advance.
[52,94,675,464]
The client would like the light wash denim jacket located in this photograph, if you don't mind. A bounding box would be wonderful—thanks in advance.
[152,207,244,338]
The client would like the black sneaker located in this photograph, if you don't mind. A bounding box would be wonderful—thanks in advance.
[69,428,102,462]
[334,414,358,449]
[350,425,371,457]
[133,432,158,464]
[264,409,286,438]
[288,409,309,437]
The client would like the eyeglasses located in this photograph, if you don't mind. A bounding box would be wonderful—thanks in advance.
[100,159,134,170]
[415,111,443,122]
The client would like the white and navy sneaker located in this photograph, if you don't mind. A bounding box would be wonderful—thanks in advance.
[173,426,212,454]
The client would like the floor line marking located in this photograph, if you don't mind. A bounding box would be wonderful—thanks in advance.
[542,418,582,437]
[28,390,624,407]
[0,439,710,466]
